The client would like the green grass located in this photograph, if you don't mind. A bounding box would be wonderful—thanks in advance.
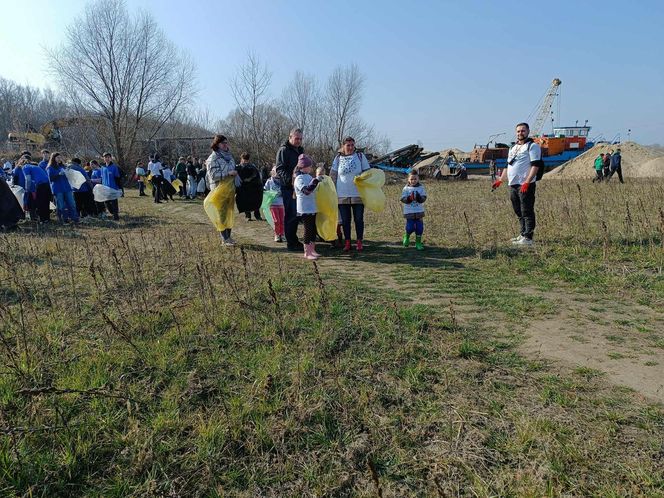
[0,180,663,496]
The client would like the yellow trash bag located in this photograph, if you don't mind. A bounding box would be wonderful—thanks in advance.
[203,177,236,231]
[144,173,153,192]
[315,176,338,241]
[171,179,183,192]
[353,168,386,212]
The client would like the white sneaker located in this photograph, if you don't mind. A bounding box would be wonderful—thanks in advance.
[224,237,236,246]
[514,237,534,247]
[274,235,280,242]
[510,235,524,244]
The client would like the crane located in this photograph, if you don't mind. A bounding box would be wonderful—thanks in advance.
[530,78,561,136]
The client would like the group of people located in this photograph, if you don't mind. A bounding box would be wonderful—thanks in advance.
[592,149,624,183]
[2,123,545,258]
[0,149,123,230]
[202,129,430,259]
[135,151,266,221]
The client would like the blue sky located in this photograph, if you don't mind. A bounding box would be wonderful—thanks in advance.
[1,0,662,150]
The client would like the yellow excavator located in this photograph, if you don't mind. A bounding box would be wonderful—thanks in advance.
[7,116,106,150]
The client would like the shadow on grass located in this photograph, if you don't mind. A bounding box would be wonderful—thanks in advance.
[240,239,470,270]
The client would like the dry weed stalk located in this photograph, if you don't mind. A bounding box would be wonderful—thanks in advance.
[267,278,285,340]
[449,300,458,332]
[462,211,475,252]
[601,221,610,261]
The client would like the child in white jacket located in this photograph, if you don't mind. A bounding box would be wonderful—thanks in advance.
[293,154,324,260]
[400,171,427,250]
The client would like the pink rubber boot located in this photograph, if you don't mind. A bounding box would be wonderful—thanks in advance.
[304,243,319,260]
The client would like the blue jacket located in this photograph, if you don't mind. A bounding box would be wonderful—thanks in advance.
[68,164,92,192]
[101,163,121,190]
[23,164,50,193]
[610,153,621,169]
[12,166,26,188]
[47,164,73,194]
[38,159,49,170]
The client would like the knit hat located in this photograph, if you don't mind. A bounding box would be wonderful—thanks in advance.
[296,154,313,169]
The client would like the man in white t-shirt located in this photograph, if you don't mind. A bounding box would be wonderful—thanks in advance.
[492,122,543,246]
[147,153,164,203]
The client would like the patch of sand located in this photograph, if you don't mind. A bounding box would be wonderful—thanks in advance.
[546,142,664,179]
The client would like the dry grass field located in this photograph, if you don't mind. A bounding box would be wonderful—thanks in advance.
[1,177,662,496]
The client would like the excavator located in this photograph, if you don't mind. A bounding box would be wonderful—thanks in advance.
[7,116,106,151]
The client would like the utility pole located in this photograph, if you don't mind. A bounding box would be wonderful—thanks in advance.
[627,129,631,141]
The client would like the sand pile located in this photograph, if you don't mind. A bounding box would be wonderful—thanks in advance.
[636,157,664,177]
[546,142,664,179]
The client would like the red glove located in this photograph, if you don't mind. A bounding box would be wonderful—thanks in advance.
[491,180,502,190]
[520,182,530,193]
[409,192,416,202]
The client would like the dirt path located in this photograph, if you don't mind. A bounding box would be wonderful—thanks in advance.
[154,198,664,402]
[521,288,664,400]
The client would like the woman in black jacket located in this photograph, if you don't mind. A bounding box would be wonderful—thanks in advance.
[235,152,263,221]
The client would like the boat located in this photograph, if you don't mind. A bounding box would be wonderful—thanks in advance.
[460,125,593,174]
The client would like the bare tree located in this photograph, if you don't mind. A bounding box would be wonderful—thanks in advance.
[326,64,364,146]
[47,0,196,169]
[230,52,272,163]
[281,72,320,135]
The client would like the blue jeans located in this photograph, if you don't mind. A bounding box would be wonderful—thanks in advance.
[339,203,365,240]
[187,175,197,198]
[54,191,79,222]
[405,218,424,236]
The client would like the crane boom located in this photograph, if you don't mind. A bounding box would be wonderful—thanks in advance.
[531,78,561,136]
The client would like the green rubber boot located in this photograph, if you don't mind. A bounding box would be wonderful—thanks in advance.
[402,233,410,247]
[415,235,424,251]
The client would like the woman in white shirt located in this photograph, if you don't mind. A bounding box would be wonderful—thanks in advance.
[330,136,371,252]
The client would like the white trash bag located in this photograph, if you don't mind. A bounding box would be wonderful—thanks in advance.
[93,184,123,202]
[10,185,25,210]
[197,177,206,193]
[64,168,87,189]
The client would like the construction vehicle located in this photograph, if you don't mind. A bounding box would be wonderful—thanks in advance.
[369,144,437,174]
[7,116,108,151]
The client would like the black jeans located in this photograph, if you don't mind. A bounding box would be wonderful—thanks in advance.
[607,166,624,183]
[35,183,52,222]
[177,174,187,196]
[592,169,603,182]
[281,186,300,247]
[509,183,537,240]
[74,191,97,217]
[338,203,365,240]
[151,176,162,202]
[105,199,119,220]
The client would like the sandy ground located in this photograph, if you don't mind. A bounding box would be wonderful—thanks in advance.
[546,141,664,179]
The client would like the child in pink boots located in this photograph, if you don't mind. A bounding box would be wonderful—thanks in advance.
[293,154,324,260]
